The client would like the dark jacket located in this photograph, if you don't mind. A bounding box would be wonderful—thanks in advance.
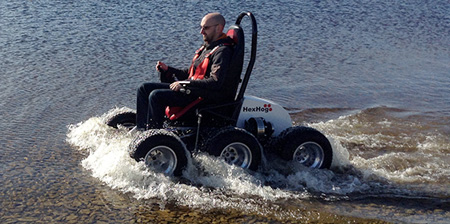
[162,36,237,103]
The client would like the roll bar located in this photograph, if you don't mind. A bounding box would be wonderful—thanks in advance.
[235,12,257,101]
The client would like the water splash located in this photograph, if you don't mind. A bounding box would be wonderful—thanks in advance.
[66,108,305,217]
[67,106,448,218]
[308,106,450,197]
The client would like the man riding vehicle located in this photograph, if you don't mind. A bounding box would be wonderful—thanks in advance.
[136,12,238,130]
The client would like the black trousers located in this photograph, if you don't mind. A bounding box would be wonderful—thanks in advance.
[136,83,198,129]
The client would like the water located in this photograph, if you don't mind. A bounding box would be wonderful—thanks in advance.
[1,0,449,223]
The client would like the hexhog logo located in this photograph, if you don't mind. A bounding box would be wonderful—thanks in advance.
[242,104,272,113]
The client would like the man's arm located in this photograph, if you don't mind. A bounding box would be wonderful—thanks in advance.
[156,61,190,83]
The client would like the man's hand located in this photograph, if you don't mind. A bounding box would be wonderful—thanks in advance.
[156,61,168,72]
[170,81,182,92]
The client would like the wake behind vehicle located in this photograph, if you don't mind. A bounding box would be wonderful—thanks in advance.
[105,12,333,176]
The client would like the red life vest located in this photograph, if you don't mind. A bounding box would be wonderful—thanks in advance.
[166,41,231,121]
[187,45,221,80]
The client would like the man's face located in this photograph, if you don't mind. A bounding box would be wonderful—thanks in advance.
[200,17,219,44]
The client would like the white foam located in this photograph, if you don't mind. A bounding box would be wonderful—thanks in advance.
[66,109,307,216]
[67,108,449,215]
[307,110,450,196]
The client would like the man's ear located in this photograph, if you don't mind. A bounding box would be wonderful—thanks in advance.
[217,24,224,33]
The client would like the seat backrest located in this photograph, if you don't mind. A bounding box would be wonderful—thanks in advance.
[226,25,245,101]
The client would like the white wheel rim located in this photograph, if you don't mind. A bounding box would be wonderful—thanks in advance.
[144,146,178,175]
[292,141,324,168]
[220,142,252,169]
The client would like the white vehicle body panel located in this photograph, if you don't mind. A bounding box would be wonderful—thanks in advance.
[236,95,292,136]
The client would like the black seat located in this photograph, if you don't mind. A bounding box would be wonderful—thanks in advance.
[225,24,245,101]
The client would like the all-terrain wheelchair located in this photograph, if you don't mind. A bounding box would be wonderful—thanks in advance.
[105,12,333,176]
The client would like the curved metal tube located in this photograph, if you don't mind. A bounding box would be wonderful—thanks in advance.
[235,12,258,101]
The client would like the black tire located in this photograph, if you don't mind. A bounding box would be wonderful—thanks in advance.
[277,126,332,169]
[202,127,262,171]
[129,129,188,176]
[105,111,136,129]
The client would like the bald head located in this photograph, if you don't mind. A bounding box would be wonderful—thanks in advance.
[200,12,226,44]
[203,12,225,27]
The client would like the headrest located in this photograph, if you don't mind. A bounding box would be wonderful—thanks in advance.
[227,29,238,44]
[226,25,243,44]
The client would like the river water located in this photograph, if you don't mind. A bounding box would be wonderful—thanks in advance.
[1,0,449,223]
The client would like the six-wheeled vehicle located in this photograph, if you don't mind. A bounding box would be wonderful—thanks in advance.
[105,12,333,176]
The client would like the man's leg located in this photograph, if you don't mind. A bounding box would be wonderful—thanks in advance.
[136,83,170,129]
[147,89,198,128]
